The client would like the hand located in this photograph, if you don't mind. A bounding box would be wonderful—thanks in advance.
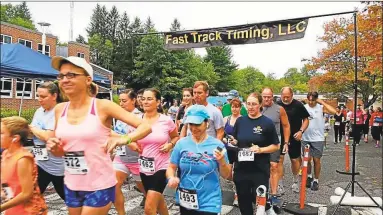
[159,143,173,153]
[103,136,131,154]
[46,137,63,152]
[167,177,180,189]
[214,148,226,164]
[282,143,289,154]
[293,131,303,141]
[250,144,262,153]
[127,142,142,153]
[222,138,228,144]
[228,135,238,145]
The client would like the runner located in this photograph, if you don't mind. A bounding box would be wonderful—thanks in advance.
[137,89,145,112]
[176,88,193,133]
[112,89,146,215]
[166,105,231,215]
[231,92,280,215]
[168,100,180,123]
[221,90,248,117]
[138,88,180,215]
[47,56,152,215]
[350,104,366,145]
[181,81,224,140]
[1,116,48,215]
[222,98,243,206]
[277,87,310,193]
[29,82,65,200]
[261,87,290,201]
[302,92,337,191]
[370,107,383,148]
[363,108,371,143]
[333,106,344,144]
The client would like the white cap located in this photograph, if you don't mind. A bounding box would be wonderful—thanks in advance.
[51,56,93,80]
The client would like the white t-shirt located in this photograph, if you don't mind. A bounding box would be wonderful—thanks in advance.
[186,103,224,138]
[302,104,325,142]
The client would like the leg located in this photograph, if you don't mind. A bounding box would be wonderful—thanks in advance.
[68,207,83,215]
[334,125,339,143]
[114,170,129,215]
[51,174,66,201]
[144,190,168,215]
[313,158,322,180]
[234,179,254,215]
[37,166,51,194]
[81,203,113,215]
[269,149,280,196]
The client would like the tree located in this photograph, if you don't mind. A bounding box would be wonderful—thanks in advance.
[13,2,32,20]
[204,46,238,92]
[0,2,35,30]
[143,17,155,32]
[75,34,87,44]
[106,6,120,44]
[230,66,265,97]
[170,18,182,31]
[88,34,113,69]
[307,3,382,107]
[86,4,108,39]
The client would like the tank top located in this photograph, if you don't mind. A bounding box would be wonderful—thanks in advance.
[261,103,281,135]
[55,98,116,191]
[224,116,235,136]
[1,148,47,215]
[302,104,325,142]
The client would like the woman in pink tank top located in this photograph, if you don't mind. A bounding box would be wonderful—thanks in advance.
[1,116,47,215]
[46,56,151,215]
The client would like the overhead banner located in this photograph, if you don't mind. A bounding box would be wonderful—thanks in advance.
[164,18,309,50]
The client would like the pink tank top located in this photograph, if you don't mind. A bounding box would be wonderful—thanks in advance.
[55,98,116,191]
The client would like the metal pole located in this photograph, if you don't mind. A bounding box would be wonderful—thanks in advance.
[18,78,26,117]
[351,12,358,197]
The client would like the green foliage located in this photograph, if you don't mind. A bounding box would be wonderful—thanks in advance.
[0,108,37,124]
[75,34,87,44]
[1,2,35,30]
[112,94,119,104]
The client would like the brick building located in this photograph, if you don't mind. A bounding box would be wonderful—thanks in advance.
[1,21,113,110]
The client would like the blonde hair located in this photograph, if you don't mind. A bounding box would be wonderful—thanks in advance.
[89,82,99,97]
[193,81,209,92]
[1,116,30,145]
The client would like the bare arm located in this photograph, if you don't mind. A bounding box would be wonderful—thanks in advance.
[260,144,280,154]
[1,158,34,211]
[301,118,309,132]
[216,127,225,141]
[279,107,290,143]
[180,123,188,138]
[317,99,337,115]
[29,126,54,142]
[166,163,178,179]
[48,103,66,157]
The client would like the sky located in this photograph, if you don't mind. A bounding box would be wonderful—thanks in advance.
[10,1,361,78]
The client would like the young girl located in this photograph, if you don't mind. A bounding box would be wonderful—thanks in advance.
[1,116,47,215]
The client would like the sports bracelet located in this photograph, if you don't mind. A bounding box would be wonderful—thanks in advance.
[122,135,132,145]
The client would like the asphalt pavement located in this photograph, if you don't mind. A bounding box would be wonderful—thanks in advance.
[41,131,382,215]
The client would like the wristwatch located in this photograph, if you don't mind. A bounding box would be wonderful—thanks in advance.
[299,129,304,133]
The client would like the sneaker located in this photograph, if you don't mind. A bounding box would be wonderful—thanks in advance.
[334,141,338,144]
[291,183,299,193]
[270,195,281,206]
[277,185,285,196]
[298,168,302,176]
[375,144,380,148]
[140,196,146,207]
[233,194,238,207]
[306,177,313,188]
[311,181,319,191]
[266,207,278,215]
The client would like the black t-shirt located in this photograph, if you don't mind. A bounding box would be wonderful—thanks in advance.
[277,99,310,142]
[176,105,186,121]
[232,115,280,177]
[334,113,344,123]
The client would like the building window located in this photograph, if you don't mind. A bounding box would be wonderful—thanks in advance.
[35,80,44,99]
[0,34,12,44]
[38,44,50,56]
[77,52,85,58]
[18,38,32,48]
[15,78,32,99]
[0,77,13,98]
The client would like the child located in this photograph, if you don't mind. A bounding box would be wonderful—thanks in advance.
[1,116,47,215]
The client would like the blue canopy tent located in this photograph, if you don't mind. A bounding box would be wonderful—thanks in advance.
[1,44,112,115]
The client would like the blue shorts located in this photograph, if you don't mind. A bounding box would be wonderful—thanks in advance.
[64,184,115,208]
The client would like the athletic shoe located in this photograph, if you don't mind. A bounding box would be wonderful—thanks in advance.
[140,196,146,207]
[233,194,238,207]
[270,195,281,205]
[306,177,313,188]
[334,141,338,144]
[375,144,380,148]
[266,207,278,215]
[291,183,299,193]
[277,185,285,196]
[298,168,302,176]
[311,181,319,191]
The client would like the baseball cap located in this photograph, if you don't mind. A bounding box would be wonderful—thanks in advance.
[227,90,239,100]
[184,105,210,125]
[51,56,94,80]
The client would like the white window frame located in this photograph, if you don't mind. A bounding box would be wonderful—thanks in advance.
[18,38,33,49]
[77,52,85,58]
[37,43,51,56]
[0,77,13,98]
[0,34,12,44]
[15,78,33,99]
[35,80,45,99]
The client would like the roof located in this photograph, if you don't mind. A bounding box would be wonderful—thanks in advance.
[90,63,113,74]
[1,21,58,39]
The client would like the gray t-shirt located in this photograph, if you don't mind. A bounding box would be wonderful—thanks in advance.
[31,107,65,176]
[186,103,224,138]
[168,106,179,121]
[114,108,142,164]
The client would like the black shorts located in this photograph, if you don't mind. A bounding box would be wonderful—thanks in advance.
[280,138,301,159]
[140,169,167,193]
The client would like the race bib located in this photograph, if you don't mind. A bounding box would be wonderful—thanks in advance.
[1,183,14,202]
[116,146,127,156]
[356,118,360,122]
[64,151,88,175]
[373,122,379,127]
[238,149,254,162]
[179,188,199,210]
[335,122,340,126]
[33,145,49,161]
[139,156,155,173]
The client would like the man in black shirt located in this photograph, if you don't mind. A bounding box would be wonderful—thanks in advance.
[277,87,310,193]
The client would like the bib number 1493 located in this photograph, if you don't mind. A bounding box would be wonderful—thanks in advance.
[179,188,199,210]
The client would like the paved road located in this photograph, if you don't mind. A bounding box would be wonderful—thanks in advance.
[43,132,382,215]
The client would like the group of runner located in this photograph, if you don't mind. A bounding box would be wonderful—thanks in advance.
[1,55,382,215]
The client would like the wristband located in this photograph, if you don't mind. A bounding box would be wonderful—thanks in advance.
[122,135,132,145]
[299,129,304,133]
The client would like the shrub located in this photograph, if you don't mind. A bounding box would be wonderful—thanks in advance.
[1,108,37,124]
